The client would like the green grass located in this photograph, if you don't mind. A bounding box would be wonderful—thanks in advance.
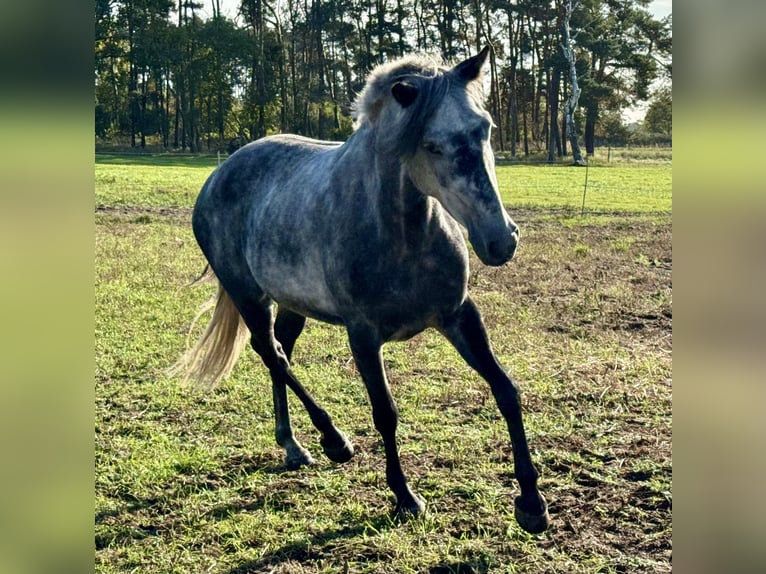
[95,152,672,213]
[95,152,221,207]
[496,164,672,213]
[95,164,212,208]
[95,153,672,573]
[95,152,221,168]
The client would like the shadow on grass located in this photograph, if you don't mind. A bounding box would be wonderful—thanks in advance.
[222,511,396,574]
[95,451,289,528]
[428,561,491,574]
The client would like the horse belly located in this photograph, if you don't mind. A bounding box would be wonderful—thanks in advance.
[248,242,342,324]
[267,276,342,324]
[241,155,346,322]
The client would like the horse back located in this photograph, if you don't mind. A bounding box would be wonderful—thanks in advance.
[193,135,339,243]
[192,135,346,321]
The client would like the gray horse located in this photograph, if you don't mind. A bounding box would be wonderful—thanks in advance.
[172,47,549,534]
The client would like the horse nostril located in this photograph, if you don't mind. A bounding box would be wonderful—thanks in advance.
[486,232,518,264]
[487,240,506,261]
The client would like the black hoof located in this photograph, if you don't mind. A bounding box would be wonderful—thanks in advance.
[514,494,550,534]
[394,494,426,519]
[321,431,355,464]
[285,448,315,470]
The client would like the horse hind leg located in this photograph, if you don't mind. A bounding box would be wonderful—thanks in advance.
[274,307,354,464]
[244,302,354,467]
[273,308,354,463]
[269,307,313,468]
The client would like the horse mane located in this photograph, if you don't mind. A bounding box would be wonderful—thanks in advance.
[352,54,484,158]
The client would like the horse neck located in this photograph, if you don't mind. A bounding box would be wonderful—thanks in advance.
[371,149,434,249]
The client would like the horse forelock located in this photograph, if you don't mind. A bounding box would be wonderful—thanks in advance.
[352,55,455,157]
[352,55,441,125]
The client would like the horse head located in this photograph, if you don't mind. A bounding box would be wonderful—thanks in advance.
[393,47,520,266]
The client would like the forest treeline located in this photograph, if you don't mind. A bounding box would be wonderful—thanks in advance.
[95,0,671,158]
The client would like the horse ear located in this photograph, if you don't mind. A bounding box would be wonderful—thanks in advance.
[391,81,419,108]
[453,45,490,82]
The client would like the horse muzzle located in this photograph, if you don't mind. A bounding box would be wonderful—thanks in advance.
[470,222,520,266]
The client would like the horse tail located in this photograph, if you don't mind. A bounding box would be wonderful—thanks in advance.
[168,269,250,390]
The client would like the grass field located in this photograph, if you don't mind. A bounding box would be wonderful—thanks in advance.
[95,151,672,573]
[95,151,671,213]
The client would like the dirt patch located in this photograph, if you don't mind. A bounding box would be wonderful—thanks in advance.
[462,213,672,572]
[95,204,193,225]
[474,215,671,340]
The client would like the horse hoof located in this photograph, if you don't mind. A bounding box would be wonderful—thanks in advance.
[514,494,550,534]
[285,448,315,470]
[321,432,355,463]
[395,494,426,519]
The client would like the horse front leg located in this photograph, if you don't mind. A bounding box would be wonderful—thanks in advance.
[440,297,550,534]
[347,324,425,517]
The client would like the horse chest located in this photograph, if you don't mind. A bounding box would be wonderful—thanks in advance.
[342,240,469,339]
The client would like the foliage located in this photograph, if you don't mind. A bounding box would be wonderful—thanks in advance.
[595,110,631,145]
[644,86,672,137]
[573,0,672,154]
[94,0,672,161]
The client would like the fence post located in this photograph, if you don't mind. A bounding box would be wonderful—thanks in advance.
[581,160,589,217]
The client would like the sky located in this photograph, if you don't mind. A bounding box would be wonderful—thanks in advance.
[651,0,672,20]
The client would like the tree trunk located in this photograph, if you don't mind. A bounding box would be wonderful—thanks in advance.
[547,67,560,163]
[560,74,568,156]
[140,71,147,148]
[257,2,266,139]
[561,110,567,156]
[316,13,327,140]
[288,1,299,133]
[163,68,170,148]
[561,0,586,166]
[128,0,137,148]
[508,14,519,157]
[585,104,597,156]
[274,17,288,133]
[522,100,529,157]
[488,45,504,151]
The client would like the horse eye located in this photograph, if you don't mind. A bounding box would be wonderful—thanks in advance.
[423,142,443,156]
